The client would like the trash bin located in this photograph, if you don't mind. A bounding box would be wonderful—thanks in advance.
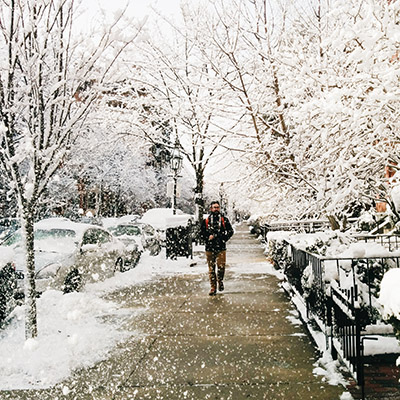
[166,221,193,260]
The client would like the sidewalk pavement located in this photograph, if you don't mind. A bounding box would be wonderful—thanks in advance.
[4,224,352,399]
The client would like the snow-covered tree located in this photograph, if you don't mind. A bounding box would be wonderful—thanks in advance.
[0,0,141,338]
[208,0,400,225]
[127,5,237,223]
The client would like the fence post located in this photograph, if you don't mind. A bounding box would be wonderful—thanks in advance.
[326,286,336,358]
[355,306,363,388]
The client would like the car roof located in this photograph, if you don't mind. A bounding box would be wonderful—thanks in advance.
[35,218,106,237]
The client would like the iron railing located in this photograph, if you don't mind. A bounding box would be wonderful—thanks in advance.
[261,220,331,242]
[354,233,400,252]
[284,243,400,396]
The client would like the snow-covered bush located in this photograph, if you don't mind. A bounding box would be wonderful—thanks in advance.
[266,231,294,270]
[247,215,267,236]
[301,263,327,321]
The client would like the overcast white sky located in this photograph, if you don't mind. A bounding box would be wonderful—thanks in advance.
[81,0,182,22]
[74,0,184,37]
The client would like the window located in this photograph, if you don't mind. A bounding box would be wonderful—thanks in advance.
[82,229,112,245]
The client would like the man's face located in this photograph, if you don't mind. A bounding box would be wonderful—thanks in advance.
[210,204,220,213]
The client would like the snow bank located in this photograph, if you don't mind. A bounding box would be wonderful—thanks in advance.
[379,268,400,320]
[0,290,130,389]
[266,230,295,242]
[337,242,396,258]
[0,252,203,390]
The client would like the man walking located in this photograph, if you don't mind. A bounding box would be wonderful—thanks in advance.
[200,201,234,296]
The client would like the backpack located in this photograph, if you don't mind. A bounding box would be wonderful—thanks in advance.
[205,216,225,230]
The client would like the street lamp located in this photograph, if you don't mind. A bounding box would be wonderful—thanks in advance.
[170,144,183,215]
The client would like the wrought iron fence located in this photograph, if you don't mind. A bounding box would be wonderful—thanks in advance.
[354,233,400,252]
[284,243,400,396]
[260,220,331,242]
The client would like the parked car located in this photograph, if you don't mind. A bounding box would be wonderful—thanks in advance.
[105,222,143,265]
[0,218,138,294]
[0,262,18,323]
[139,208,194,249]
[105,218,161,256]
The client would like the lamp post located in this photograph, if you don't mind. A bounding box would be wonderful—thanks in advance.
[170,144,183,215]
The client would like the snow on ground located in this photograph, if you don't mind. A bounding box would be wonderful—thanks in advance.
[313,351,349,387]
[0,251,203,390]
[229,261,283,277]
[0,245,348,392]
[0,289,133,389]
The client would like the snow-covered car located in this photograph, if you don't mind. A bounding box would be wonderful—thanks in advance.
[0,218,138,294]
[0,262,19,323]
[106,219,161,256]
[139,208,194,248]
[105,222,142,264]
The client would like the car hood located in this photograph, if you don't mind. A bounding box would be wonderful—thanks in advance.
[4,246,75,273]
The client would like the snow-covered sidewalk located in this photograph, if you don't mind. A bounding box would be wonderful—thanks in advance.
[1,225,351,399]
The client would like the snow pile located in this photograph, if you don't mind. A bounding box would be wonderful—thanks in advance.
[337,242,397,258]
[0,290,131,389]
[285,231,352,256]
[379,268,400,320]
[363,335,400,356]
[391,184,400,213]
[0,252,203,390]
[285,231,399,259]
[0,247,15,266]
[313,351,348,386]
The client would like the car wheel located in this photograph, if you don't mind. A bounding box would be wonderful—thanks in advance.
[115,257,125,272]
[63,268,82,294]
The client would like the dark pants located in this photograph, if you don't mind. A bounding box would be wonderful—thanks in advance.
[206,250,226,289]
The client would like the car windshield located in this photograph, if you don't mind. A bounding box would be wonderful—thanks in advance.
[2,228,78,254]
[35,229,76,240]
[35,229,78,253]
[110,225,141,237]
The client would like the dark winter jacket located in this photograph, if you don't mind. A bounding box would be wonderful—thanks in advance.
[200,212,234,253]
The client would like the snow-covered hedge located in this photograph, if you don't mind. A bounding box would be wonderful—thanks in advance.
[268,230,400,329]
[266,231,294,270]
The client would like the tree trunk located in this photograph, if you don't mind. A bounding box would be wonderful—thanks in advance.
[194,169,204,223]
[327,215,340,231]
[22,207,38,339]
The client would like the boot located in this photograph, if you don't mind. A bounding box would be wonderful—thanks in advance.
[209,268,217,296]
[217,268,225,292]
